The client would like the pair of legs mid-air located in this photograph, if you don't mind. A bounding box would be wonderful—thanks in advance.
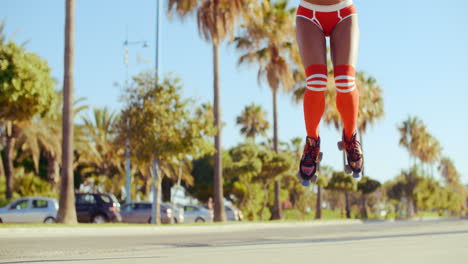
[296,0,363,186]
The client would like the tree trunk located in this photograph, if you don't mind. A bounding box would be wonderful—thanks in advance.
[4,124,15,200]
[151,157,161,224]
[212,41,226,222]
[144,173,151,198]
[171,163,182,223]
[47,154,60,191]
[413,200,419,216]
[161,176,172,202]
[344,191,351,219]
[57,0,77,224]
[0,149,5,179]
[260,183,269,221]
[272,90,282,220]
[315,185,322,219]
[360,193,368,219]
[406,197,411,218]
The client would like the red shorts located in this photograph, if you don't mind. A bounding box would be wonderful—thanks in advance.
[296,0,357,37]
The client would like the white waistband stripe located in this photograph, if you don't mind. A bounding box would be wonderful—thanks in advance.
[299,0,353,12]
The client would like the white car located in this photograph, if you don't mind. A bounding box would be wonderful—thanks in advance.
[225,205,243,221]
[183,205,213,223]
[0,197,59,224]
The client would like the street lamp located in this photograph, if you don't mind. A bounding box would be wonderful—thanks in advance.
[123,38,148,204]
[151,0,163,225]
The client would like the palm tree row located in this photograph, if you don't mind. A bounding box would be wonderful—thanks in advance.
[168,0,249,222]
[167,0,386,220]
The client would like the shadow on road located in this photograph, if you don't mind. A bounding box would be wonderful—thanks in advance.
[161,229,468,248]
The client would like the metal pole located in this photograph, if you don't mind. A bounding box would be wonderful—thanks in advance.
[124,40,131,204]
[151,0,162,224]
[123,33,148,204]
[155,0,161,75]
[125,138,131,203]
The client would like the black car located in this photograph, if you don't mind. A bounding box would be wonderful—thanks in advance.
[75,193,122,223]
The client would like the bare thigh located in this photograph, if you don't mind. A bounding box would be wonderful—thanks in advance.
[330,16,360,67]
[295,17,327,67]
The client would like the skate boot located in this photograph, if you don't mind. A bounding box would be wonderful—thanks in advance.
[337,131,363,179]
[297,136,323,187]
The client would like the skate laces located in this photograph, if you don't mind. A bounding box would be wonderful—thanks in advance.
[302,137,320,165]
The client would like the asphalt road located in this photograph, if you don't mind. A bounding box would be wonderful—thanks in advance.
[1,219,468,264]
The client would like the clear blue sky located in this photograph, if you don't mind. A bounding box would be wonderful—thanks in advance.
[2,0,467,184]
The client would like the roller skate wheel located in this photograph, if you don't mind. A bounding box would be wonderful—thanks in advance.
[311,174,318,184]
[337,141,344,151]
[345,165,353,174]
[352,172,361,179]
[301,180,310,187]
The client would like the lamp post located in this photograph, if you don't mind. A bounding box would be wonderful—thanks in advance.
[123,38,148,204]
[151,0,163,225]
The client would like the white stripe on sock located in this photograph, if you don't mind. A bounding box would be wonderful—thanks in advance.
[336,82,355,87]
[337,85,356,93]
[307,74,327,81]
[335,75,355,81]
[307,86,327,92]
[307,81,328,86]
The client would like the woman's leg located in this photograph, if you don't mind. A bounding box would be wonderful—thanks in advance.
[296,17,327,140]
[330,16,360,139]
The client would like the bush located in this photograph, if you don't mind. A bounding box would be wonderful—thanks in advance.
[0,168,57,201]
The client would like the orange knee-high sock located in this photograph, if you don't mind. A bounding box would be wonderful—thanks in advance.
[334,64,359,139]
[303,64,327,139]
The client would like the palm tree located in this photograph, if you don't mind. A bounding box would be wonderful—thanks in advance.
[326,171,356,218]
[168,0,247,222]
[234,0,296,220]
[57,0,77,224]
[438,157,461,188]
[81,107,123,178]
[417,134,442,175]
[398,166,422,217]
[357,176,381,219]
[236,103,270,142]
[398,116,424,166]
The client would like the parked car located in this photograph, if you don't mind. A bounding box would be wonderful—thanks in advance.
[0,197,58,224]
[163,203,184,224]
[183,205,213,223]
[225,205,243,221]
[121,202,180,224]
[75,193,121,223]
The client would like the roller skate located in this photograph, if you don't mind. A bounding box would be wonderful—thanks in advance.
[337,131,363,179]
[297,136,323,187]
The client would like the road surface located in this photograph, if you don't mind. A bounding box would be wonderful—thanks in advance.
[1,219,468,264]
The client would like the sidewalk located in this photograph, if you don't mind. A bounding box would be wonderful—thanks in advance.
[2,217,462,238]
[0,219,364,238]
